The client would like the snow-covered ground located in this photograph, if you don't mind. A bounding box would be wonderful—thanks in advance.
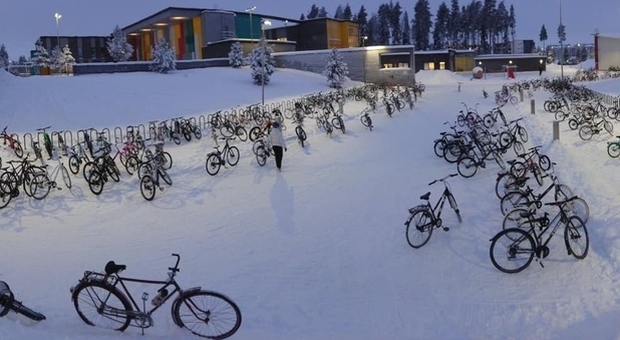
[1,61,620,340]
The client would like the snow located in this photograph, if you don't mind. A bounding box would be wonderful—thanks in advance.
[2,61,620,339]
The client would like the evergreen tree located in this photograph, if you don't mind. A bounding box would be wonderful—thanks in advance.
[413,0,433,50]
[448,0,461,48]
[300,13,306,20]
[322,48,349,88]
[432,2,450,50]
[366,14,378,45]
[581,46,588,61]
[308,5,319,19]
[401,11,411,45]
[0,44,9,68]
[18,55,28,65]
[62,45,75,73]
[557,23,566,44]
[318,6,328,18]
[389,1,403,45]
[343,3,352,20]
[249,40,275,85]
[107,25,134,62]
[334,5,344,19]
[356,5,369,44]
[508,4,516,51]
[50,45,65,73]
[32,39,50,69]
[150,38,176,73]
[481,0,496,53]
[228,42,244,68]
[377,4,391,45]
[539,25,548,51]
[495,1,509,53]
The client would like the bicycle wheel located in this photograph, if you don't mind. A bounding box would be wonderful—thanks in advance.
[564,216,589,259]
[457,156,478,178]
[159,152,173,170]
[538,155,551,171]
[226,146,240,166]
[172,290,242,340]
[88,170,104,195]
[533,167,543,186]
[360,115,372,129]
[607,143,620,158]
[235,126,248,142]
[512,141,525,155]
[13,141,23,158]
[248,127,261,142]
[331,116,343,131]
[61,164,72,189]
[255,146,267,166]
[517,126,528,143]
[72,280,132,331]
[193,128,202,140]
[578,125,593,140]
[447,193,462,223]
[568,119,579,130]
[124,155,139,175]
[483,113,495,128]
[495,172,515,200]
[140,175,156,201]
[500,191,530,215]
[29,173,51,200]
[82,161,97,182]
[489,228,536,274]
[433,140,445,158]
[160,169,172,186]
[295,126,307,142]
[502,208,531,233]
[205,154,221,176]
[568,197,590,223]
[405,209,434,249]
[68,154,80,175]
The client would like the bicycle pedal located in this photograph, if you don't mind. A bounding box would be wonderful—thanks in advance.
[442,227,450,232]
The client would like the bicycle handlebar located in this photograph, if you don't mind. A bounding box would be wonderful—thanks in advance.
[428,173,458,186]
[169,253,181,273]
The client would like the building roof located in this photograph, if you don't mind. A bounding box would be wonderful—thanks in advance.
[474,54,545,60]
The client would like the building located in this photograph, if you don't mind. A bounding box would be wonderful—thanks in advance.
[594,34,620,70]
[474,54,546,73]
[414,50,477,72]
[120,7,355,61]
[35,36,112,63]
[511,39,536,54]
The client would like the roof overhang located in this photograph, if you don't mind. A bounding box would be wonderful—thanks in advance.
[122,7,204,34]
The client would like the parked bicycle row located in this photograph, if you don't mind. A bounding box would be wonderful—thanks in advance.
[404,97,591,275]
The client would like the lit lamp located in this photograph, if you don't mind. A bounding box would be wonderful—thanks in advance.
[54,12,62,48]
[261,19,272,106]
[245,6,257,45]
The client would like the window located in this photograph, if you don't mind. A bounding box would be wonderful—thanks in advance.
[439,62,446,70]
[424,62,435,70]
[380,52,411,69]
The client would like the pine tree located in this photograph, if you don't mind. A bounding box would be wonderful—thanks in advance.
[228,42,244,68]
[356,5,369,44]
[366,14,378,46]
[433,2,450,50]
[508,5,516,52]
[300,13,306,20]
[334,5,344,19]
[539,25,548,51]
[249,40,275,85]
[62,45,75,73]
[557,23,566,45]
[0,44,9,68]
[32,39,50,69]
[322,48,349,89]
[389,1,403,45]
[377,4,391,45]
[107,25,134,62]
[413,0,433,50]
[448,0,461,48]
[343,4,353,20]
[318,6,328,18]
[50,45,65,73]
[150,38,176,73]
[18,55,28,65]
[308,5,319,19]
[401,11,411,45]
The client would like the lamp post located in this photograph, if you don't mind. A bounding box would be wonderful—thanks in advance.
[261,20,272,106]
[54,12,62,48]
[245,6,256,46]
[559,0,564,80]
[362,36,368,83]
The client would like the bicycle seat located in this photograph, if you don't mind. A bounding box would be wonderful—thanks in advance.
[420,192,431,200]
[519,210,536,218]
[104,261,127,275]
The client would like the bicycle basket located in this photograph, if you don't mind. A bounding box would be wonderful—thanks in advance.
[0,281,15,317]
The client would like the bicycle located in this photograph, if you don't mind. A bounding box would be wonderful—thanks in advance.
[69,253,241,339]
[1,126,24,158]
[404,174,462,248]
[29,155,72,200]
[360,108,373,131]
[489,196,589,273]
[0,280,46,322]
[205,137,240,176]
[139,156,172,201]
[36,126,53,159]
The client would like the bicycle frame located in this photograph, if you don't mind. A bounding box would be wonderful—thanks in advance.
[111,274,186,317]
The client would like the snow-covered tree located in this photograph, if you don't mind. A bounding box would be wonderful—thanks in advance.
[106,25,134,62]
[18,55,28,65]
[63,45,76,73]
[322,48,349,89]
[50,45,65,73]
[228,42,244,68]
[150,38,176,73]
[249,40,275,85]
[32,39,50,70]
[0,44,9,68]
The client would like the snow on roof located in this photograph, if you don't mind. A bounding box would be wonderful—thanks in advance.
[475,54,545,60]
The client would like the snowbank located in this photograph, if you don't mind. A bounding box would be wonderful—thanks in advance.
[415,70,468,85]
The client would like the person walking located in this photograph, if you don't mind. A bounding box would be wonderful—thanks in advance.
[269,121,286,170]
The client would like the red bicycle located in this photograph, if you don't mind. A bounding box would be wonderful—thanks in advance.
[1,126,23,158]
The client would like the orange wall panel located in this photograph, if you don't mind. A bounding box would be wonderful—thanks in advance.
[174,23,182,59]
[193,17,203,59]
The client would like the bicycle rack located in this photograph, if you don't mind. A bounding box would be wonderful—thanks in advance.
[114,126,123,143]
[22,133,34,151]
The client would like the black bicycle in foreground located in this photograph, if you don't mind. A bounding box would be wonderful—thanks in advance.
[0,280,46,322]
[70,253,241,339]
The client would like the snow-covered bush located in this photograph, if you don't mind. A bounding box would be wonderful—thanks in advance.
[32,39,50,73]
[322,48,349,89]
[150,38,176,74]
[249,40,275,85]
[228,42,244,68]
[50,46,65,73]
[63,45,75,73]
[107,25,134,62]
[0,44,9,68]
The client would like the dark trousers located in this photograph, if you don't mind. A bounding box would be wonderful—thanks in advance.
[272,145,283,169]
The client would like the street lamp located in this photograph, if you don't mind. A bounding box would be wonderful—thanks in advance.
[362,36,368,83]
[54,12,62,48]
[245,6,256,46]
[261,19,272,106]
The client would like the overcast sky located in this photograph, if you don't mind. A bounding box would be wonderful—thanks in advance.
[1,0,618,58]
